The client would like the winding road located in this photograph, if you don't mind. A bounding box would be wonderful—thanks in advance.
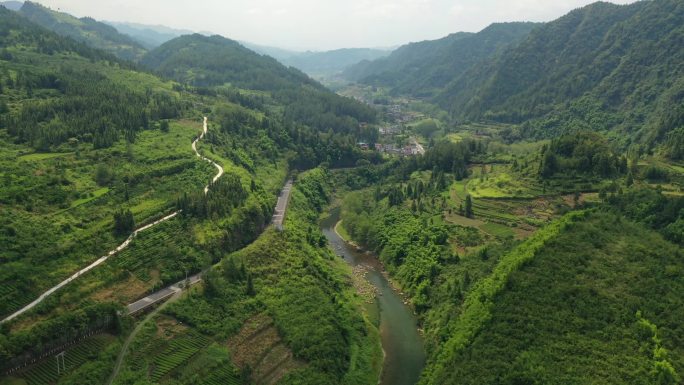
[1,117,223,324]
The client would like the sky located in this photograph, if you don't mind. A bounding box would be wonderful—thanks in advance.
[36,0,639,51]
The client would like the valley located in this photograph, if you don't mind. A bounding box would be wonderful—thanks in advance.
[0,0,683,385]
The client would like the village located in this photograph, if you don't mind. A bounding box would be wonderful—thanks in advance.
[355,98,427,156]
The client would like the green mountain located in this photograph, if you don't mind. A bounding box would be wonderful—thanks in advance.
[141,34,378,141]
[436,0,684,154]
[18,1,147,61]
[141,34,319,91]
[342,23,537,97]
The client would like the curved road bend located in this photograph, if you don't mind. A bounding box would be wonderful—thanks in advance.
[1,117,224,324]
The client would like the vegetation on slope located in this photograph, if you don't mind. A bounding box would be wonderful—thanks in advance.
[422,210,683,385]
[114,168,382,385]
[18,1,147,61]
[140,34,380,143]
[437,0,684,153]
[343,23,537,98]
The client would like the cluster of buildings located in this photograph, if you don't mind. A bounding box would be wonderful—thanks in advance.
[378,125,402,135]
[357,142,421,156]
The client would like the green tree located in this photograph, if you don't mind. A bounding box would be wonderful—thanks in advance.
[94,164,113,186]
[464,194,474,218]
[113,209,134,236]
[160,120,170,132]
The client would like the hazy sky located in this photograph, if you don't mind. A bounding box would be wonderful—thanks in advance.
[37,0,639,51]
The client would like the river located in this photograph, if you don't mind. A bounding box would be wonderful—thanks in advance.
[321,208,425,385]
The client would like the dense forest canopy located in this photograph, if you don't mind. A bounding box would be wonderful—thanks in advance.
[141,34,379,141]
[435,0,684,151]
[0,6,183,150]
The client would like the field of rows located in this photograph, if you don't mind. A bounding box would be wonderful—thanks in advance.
[200,366,241,385]
[150,332,211,381]
[0,283,33,319]
[114,221,182,281]
[17,334,112,385]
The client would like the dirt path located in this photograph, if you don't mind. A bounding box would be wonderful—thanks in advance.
[106,291,182,385]
[1,117,221,324]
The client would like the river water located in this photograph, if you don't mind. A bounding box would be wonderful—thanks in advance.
[321,208,425,385]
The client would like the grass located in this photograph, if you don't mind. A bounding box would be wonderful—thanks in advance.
[479,222,516,238]
[18,152,73,161]
[68,187,110,209]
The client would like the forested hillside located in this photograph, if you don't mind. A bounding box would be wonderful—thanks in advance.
[436,0,684,154]
[342,23,537,97]
[422,211,684,385]
[17,1,147,61]
[337,141,684,385]
[141,34,379,142]
[0,6,181,150]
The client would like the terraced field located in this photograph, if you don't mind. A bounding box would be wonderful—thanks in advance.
[228,313,304,385]
[150,332,211,381]
[13,334,114,385]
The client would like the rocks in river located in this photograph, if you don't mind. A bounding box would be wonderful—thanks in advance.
[351,264,378,304]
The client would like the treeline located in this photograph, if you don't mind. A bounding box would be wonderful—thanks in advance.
[421,139,485,177]
[342,191,451,312]
[607,187,684,245]
[538,132,628,178]
[212,103,382,171]
[176,173,249,219]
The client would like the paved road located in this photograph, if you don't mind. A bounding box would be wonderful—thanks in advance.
[1,117,221,324]
[126,274,202,315]
[272,180,293,231]
[192,117,224,194]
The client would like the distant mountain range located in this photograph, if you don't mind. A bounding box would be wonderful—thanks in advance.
[243,43,390,78]
[103,21,195,49]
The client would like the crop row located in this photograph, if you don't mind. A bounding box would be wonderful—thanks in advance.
[19,335,109,385]
[150,334,210,381]
[201,366,241,385]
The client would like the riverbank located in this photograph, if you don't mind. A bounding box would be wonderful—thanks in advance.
[334,220,418,312]
[322,209,425,385]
